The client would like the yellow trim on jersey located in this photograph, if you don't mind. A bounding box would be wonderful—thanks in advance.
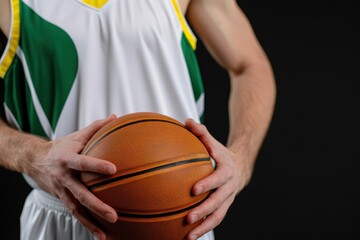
[0,0,20,78]
[171,0,197,50]
[82,0,109,9]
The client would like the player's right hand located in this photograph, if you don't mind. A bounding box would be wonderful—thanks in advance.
[22,115,118,240]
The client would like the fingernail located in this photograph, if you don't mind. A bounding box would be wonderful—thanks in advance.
[106,165,116,174]
[190,234,198,240]
[107,114,116,120]
[194,185,203,195]
[105,212,117,223]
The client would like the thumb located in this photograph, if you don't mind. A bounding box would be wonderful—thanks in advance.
[185,118,223,155]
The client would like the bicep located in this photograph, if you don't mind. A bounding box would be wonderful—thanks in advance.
[186,0,267,74]
[0,0,11,37]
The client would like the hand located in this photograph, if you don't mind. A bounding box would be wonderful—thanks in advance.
[23,115,118,240]
[185,118,254,240]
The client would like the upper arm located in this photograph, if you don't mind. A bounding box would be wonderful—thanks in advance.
[0,0,11,37]
[186,0,269,74]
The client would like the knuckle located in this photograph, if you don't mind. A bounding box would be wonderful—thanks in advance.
[214,214,224,227]
[78,157,88,170]
[53,170,66,184]
[200,124,208,134]
[213,198,222,210]
[210,210,225,228]
[57,155,67,166]
[77,135,89,146]
[75,189,88,204]
[69,203,79,216]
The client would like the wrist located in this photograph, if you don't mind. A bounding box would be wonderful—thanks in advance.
[19,134,50,174]
[227,135,259,186]
[0,124,50,173]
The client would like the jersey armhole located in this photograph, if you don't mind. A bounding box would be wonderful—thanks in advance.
[0,0,21,79]
[170,0,197,50]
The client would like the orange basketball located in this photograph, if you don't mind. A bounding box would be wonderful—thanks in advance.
[81,112,214,240]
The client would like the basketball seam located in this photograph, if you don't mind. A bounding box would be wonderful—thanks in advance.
[116,193,210,219]
[87,157,211,189]
[83,119,186,155]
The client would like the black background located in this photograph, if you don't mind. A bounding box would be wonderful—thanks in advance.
[0,1,359,239]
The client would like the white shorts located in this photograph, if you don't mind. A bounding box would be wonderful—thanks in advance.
[20,189,96,240]
[20,189,215,240]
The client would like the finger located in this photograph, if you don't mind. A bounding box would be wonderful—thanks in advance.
[79,114,117,141]
[192,164,231,195]
[187,196,233,240]
[62,177,117,223]
[185,118,225,154]
[185,119,229,170]
[58,189,107,240]
[67,154,116,175]
[188,184,233,224]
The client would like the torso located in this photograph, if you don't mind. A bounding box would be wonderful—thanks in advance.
[0,0,204,138]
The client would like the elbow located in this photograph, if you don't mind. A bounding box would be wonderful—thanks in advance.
[229,48,273,77]
[229,50,277,101]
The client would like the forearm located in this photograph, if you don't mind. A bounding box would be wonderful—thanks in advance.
[0,119,47,172]
[227,58,276,180]
[0,118,119,238]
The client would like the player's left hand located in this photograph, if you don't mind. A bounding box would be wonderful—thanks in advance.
[185,118,254,240]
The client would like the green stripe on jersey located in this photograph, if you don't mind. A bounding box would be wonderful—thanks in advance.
[19,2,78,131]
[180,33,204,122]
[4,55,47,137]
[2,2,78,136]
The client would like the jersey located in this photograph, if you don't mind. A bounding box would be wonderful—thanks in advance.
[0,1,214,239]
[0,0,205,141]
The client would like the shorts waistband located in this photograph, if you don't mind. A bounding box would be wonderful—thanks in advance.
[31,189,71,214]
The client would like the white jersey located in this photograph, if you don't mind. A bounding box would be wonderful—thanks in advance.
[1,0,213,239]
[0,0,205,140]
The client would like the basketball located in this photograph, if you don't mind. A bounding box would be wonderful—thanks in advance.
[81,112,214,240]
